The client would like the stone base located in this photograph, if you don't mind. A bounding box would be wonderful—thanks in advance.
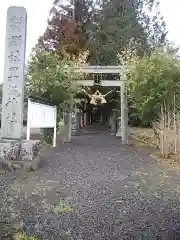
[57,125,71,143]
[0,140,41,171]
[116,128,130,138]
[71,128,76,136]
[110,129,116,136]
[116,129,121,137]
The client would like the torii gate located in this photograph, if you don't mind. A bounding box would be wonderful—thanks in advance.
[74,65,128,145]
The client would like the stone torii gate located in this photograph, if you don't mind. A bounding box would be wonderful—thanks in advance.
[74,65,128,145]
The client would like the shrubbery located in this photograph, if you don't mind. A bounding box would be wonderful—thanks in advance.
[27,49,87,143]
[126,48,180,127]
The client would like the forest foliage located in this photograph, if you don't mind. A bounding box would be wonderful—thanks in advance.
[27,0,173,127]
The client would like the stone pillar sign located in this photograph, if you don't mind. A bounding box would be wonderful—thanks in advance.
[0,7,41,172]
[1,6,27,139]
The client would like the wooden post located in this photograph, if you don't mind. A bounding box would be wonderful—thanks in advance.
[53,106,57,147]
[83,102,87,126]
[67,101,73,142]
[111,109,117,134]
[80,110,83,128]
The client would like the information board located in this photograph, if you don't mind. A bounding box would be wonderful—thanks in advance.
[27,98,57,146]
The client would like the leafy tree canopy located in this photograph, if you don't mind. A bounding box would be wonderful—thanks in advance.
[37,0,167,66]
[27,47,88,105]
[126,47,180,126]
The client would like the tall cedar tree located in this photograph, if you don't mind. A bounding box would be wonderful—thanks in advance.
[38,0,166,64]
[38,0,95,58]
[91,0,166,65]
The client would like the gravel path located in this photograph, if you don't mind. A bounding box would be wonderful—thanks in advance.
[1,127,180,239]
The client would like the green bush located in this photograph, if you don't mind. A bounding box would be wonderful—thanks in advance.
[127,49,180,126]
[27,49,86,144]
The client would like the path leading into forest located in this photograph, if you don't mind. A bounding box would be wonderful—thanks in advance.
[1,125,180,239]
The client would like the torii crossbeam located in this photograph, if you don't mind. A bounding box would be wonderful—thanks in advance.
[74,65,128,145]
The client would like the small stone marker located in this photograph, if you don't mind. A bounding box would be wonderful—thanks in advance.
[1,6,27,139]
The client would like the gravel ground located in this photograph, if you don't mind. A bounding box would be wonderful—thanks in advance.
[1,126,180,239]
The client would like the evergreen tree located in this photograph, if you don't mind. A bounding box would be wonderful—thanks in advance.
[38,0,95,58]
[90,0,167,65]
[36,0,167,64]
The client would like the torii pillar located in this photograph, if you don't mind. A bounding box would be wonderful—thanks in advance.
[120,75,128,144]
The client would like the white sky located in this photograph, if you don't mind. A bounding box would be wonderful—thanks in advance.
[0,0,179,82]
[160,0,180,46]
[0,0,52,82]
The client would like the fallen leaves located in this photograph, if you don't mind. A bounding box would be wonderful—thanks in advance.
[53,199,74,214]
[13,232,39,240]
